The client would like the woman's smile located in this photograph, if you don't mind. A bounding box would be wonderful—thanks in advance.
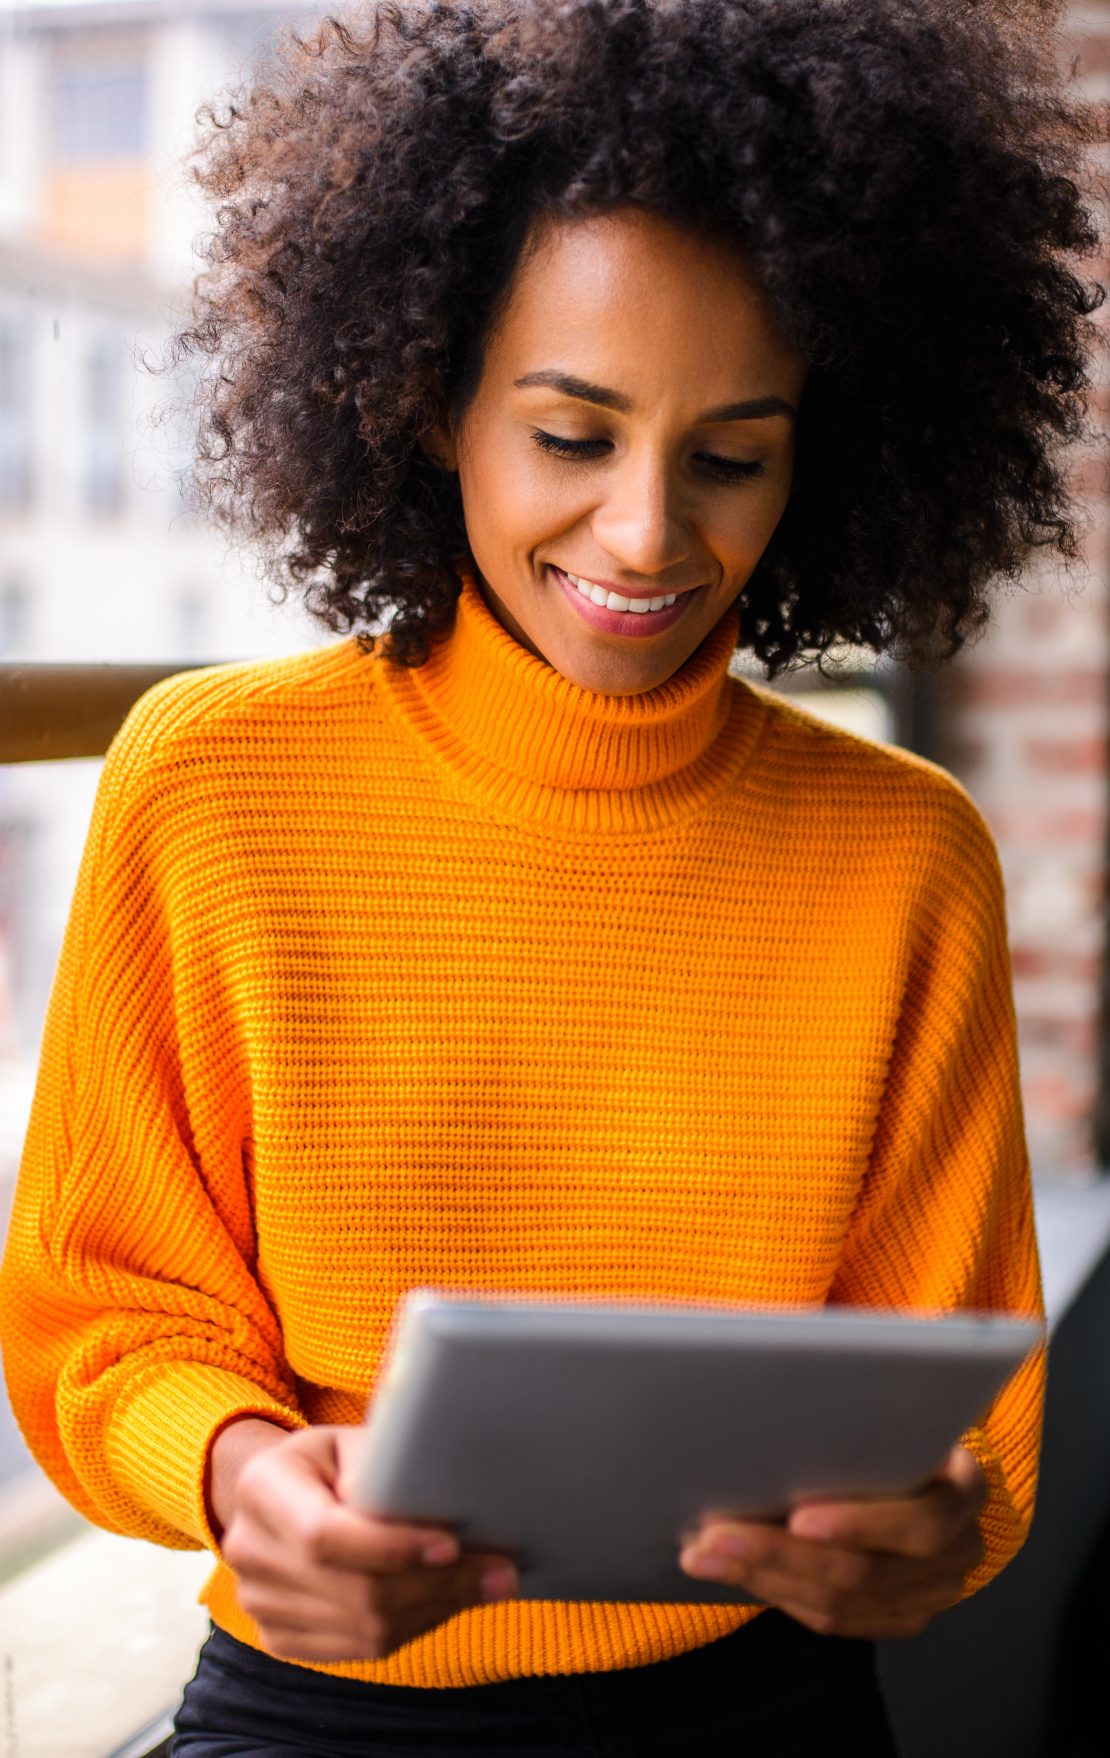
[548,564,702,639]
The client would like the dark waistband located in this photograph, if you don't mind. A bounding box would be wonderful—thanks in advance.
[202,1609,875,1704]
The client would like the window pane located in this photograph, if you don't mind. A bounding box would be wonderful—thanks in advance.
[49,63,147,164]
[83,329,126,513]
[0,305,33,511]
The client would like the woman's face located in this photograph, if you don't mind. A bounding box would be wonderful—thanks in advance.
[427,205,808,695]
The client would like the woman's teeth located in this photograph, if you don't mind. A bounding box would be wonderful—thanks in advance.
[561,569,679,615]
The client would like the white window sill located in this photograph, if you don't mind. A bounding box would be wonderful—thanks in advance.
[0,1525,210,1758]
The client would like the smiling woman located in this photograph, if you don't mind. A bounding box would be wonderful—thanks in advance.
[0,1,1101,1755]
[419,210,807,694]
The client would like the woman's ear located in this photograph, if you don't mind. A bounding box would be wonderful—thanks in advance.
[417,417,459,473]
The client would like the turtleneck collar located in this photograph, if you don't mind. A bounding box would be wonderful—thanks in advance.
[373,560,767,834]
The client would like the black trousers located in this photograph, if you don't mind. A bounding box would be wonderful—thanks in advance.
[170,1613,902,1756]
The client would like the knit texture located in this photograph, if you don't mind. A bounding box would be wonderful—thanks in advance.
[0,562,1044,1686]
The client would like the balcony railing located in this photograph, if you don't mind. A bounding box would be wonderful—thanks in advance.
[0,662,200,763]
[1,655,926,766]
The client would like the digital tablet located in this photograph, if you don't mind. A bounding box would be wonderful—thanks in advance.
[347,1292,1043,1604]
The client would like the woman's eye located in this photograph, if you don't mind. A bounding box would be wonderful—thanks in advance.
[529,430,764,482]
[696,453,763,481]
[530,430,607,460]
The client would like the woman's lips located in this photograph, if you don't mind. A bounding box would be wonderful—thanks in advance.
[549,566,700,638]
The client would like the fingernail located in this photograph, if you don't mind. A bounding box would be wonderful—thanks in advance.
[682,1549,727,1581]
[479,1564,517,1602]
[422,1536,459,1565]
[702,1533,756,1564]
[789,1510,831,1541]
[682,1554,735,1582]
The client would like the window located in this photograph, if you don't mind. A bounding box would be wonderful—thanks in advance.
[0,579,30,658]
[0,309,32,512]
[0,817,32,1064]
[174,585,208,661]
[83,330,126,514]
[48,61,148,164]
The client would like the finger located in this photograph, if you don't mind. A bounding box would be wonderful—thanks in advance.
[786,1454,987,1557]
[333,1423,379,1502]
[361,1551,518,1615]
[943,1444,991,1504]
[249,1577,496,1664]
[281,1463,462,1572]
[773,1595,944,1642]
[239,1483,462,1577]
[236,1432,463,1573]
[229,1521,517,1621]
[223,1537,452,1613]
[681,1533,969,1641]
[680,1521,969,1612]
[753,1549,964,1623]
[319,1514,463,1574]
[681,1520,852,1592]
[254,1615,457,1665]
[240,1584,376,1640]
[245,1583,471,1654]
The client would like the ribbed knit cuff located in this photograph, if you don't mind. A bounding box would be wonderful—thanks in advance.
[105,1361,308,1553]
[958,1422,1030,1597]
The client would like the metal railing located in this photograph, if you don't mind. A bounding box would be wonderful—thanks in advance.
[0,655,931,767]
[0,662,207,764]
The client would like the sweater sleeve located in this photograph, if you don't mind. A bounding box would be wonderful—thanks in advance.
[829,777,1045,1599]
[0,683,307,1553]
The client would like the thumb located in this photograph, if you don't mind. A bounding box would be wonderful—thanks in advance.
[332,1423,374,1502]
[280,1424,351,1494]
[938,1443,988,1508]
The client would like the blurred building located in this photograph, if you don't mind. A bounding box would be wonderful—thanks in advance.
[0,0,331,1185]
[933,0,1110,1176]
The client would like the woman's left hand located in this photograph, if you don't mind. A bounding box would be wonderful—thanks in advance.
[679,1444,986,1639]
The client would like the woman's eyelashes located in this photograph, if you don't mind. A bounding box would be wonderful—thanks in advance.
[528,429,766,483]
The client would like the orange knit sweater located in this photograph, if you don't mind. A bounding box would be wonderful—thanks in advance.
[0,563,1043,1687]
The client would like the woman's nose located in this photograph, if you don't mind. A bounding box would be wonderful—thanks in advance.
[589,455,693,579]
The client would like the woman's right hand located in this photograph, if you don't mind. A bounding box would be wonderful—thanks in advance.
[208,1418,518,1663]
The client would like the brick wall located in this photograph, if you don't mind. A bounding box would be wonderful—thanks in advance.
[936,2,1110,1179]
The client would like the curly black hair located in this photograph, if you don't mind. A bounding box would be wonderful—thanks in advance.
[172,0,1106,674]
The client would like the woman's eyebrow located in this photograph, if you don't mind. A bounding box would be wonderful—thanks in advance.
[512,369,796,423]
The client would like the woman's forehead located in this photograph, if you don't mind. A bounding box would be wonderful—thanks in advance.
[484,208,807,401]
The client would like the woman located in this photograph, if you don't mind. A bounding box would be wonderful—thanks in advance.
[0,0,1100,1752]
